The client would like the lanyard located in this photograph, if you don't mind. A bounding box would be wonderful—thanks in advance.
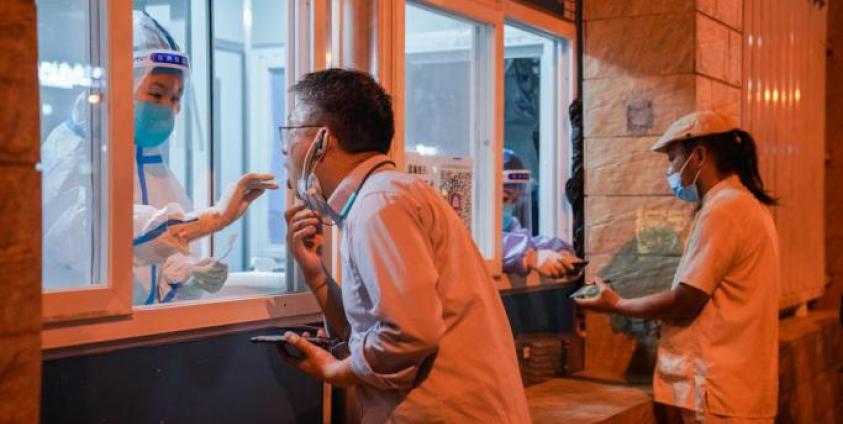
[338,160,396,220]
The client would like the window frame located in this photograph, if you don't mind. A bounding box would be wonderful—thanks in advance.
[42,0,325,352]
[393,0,505,275]
[503,4,577,243]
[389,0,576,285]
[40,0,579,350]
[497,2,577,291]
[41,0,134,324]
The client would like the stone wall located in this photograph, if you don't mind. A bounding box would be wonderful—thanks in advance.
[584,0,744,294]
[0,0,42,422]
[777,311,842,423]
[583,0,696,302]
[819,0,843,313]
[582,0,744,376]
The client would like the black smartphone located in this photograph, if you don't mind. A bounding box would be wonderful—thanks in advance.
[271,325,323,335]
[566,260,589,276]
[251,334,339,349]
[251,334,342,359]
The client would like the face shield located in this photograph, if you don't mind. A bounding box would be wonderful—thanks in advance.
[132,49,204,151]
[503,168,532,233]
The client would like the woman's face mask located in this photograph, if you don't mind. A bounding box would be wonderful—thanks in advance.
[133,72,182,148]
[502,203,516,230]
[666,150,704,203]
[134,100,175,148]
[501,187,521,230]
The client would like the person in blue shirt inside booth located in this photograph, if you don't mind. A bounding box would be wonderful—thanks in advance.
[41,11,277,304]
[502,149,582,279]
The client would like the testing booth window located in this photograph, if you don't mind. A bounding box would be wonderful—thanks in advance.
[503,22,572,242]
[39,0,303,308]
[136,0,296,303]
[39,0,109,292]
[403,2,497,259]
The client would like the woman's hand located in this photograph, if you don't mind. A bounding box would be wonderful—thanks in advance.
[533,249,581,278]
[217,173,279,226]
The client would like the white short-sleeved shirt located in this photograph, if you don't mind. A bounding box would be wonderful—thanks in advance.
[329,155,531,424]
[654,175,780,418]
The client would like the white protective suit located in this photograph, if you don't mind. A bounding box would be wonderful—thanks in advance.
[42,11,274,304]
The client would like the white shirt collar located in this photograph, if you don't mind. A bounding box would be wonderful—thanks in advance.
[326,154,395,218]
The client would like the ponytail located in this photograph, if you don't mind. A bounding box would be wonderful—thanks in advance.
[731,130,777,206]
[682,129,778,206]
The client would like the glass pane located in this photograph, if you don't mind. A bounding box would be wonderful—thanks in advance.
[405,4,473,158]
[132,0,295,305]
[503,25,546,237]
[39,0,108,291]
[405,3,490,251]
[210,0,291,299]
[502,24,575,281]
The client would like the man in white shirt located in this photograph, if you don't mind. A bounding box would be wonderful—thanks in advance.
[576,111,780,423]
[278,68,530,423]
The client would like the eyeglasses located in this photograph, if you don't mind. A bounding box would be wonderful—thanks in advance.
[278,124,322,140]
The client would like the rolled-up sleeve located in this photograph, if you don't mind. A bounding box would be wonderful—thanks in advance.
[347,193,444,391]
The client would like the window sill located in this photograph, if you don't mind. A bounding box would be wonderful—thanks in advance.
[496,272,579,294]
[42,289,322,355]
[202,271,289,300]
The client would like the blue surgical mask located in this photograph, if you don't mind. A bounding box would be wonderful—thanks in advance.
[296,130,344,224]
[502,203,515,230]
[134,100,175,148]
[667,154,703,203]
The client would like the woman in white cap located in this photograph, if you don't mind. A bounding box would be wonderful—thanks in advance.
[576,111,780,423]
[42,11,278,303]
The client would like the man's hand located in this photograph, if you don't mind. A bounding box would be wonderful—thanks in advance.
[285,205,351,339]
[285,205,326,284]
[276,331,358,387]
[573,276,622,313]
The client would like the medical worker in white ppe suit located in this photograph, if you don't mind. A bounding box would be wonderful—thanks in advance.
[42,11,278,304]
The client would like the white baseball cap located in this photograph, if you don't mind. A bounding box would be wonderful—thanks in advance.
[651,111,738,152]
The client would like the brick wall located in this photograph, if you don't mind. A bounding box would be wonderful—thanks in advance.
[0,0,42,422]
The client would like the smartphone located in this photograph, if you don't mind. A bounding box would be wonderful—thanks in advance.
[569,278,611,300]
[251,334,342,359]
[566,260,589,276]
[251,335,339,349]
[568,284,600,299]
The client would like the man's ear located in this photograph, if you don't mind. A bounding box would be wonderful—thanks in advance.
[694,144,707,164]
[314,128,329,159]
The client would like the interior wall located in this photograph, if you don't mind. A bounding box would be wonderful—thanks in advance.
[819,0,843,312]
[0,0,42,422]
